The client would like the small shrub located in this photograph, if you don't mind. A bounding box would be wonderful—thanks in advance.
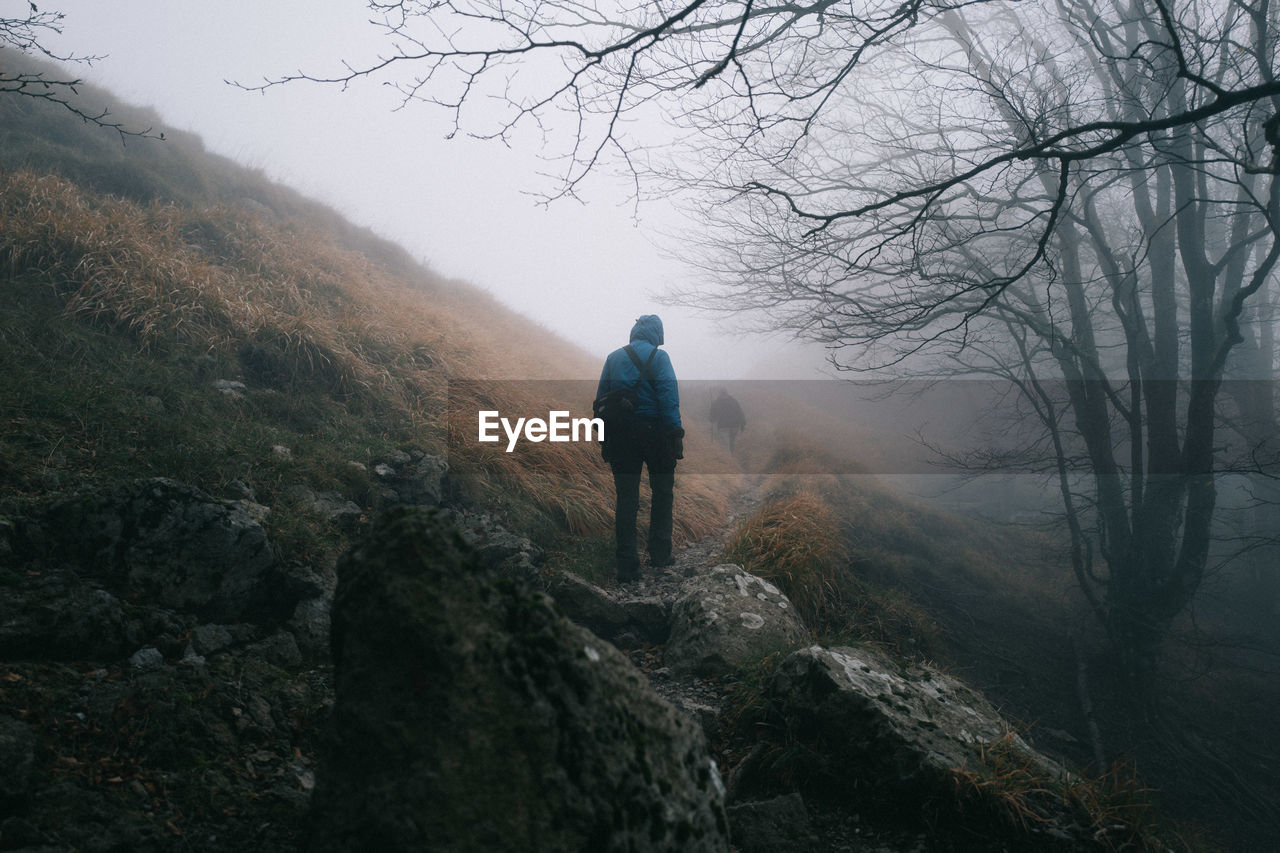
[950,739,1205,852]
[722,489,847,629]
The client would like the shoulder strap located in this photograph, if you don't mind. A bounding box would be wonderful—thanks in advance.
[623,345,661,401]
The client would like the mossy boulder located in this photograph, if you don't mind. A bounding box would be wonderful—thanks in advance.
[771,645,1055,784]
[12,478,293,624]
[307,507,729,853]
[666,565,810,678]
[767,645,1091,847]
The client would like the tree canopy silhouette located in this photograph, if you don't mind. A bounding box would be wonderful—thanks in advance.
[260,0,1280,681]
[1,4,155,139]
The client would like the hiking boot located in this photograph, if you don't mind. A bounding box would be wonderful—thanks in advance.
[646,555,675,569]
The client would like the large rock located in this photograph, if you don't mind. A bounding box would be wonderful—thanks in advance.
[767,645,1083,843]
[0,567,133,660]
[770,645,1065,786]
[0,715,36,811]
[307,507,730,853]
[726,793,817,853]
[666,565,809,677]
[370,451,449,507]
[547,570,672,646]
[13,478,293,624]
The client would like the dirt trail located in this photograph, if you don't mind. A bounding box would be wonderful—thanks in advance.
[615,474,763,602]
[609,477,765,761]
[610,477,945,852]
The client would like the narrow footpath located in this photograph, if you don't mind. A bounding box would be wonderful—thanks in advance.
[612,477,765,778]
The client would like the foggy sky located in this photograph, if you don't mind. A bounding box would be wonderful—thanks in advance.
[42,1,823,380]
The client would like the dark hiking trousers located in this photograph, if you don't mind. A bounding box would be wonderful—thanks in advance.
[608,421,676,579]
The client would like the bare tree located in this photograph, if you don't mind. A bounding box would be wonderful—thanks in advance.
[1,3,154,138]
[685,0,1280,683]
[259,0,1280,679]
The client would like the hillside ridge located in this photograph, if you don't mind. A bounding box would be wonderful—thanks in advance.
[1,50,1269,853]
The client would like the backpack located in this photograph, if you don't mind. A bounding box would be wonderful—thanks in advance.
[593,345,659,457]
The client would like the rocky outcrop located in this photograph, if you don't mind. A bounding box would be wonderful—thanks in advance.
[10,478,294,624]
[761,644,1090,847]
[547,570,672,646]
[307,507,730,853]
[769,645,1067,789]
[665,565,809,677]
[0,715,36,812]
[368,449,450,507]
[0,468,1139,853]
[449,506,544,575]
[0,474,351,851]
[726,793,818,853]
[0,566,134,660]
[0,653,328,853]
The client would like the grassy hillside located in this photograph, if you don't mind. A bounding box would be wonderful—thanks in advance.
[2,54,1272,852]
[0,55,735,566]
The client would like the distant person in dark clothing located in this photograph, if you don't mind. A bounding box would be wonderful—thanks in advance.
[709,388,746,453]
[596,315,683,582]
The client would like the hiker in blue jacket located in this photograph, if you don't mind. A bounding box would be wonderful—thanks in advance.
[596,314,684,582]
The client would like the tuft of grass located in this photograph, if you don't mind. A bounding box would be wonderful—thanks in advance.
[950,737,1212,852]
[722,489,847,626]
[715,647,827,800]
[721,473,943,655]
[950,733,1064,834]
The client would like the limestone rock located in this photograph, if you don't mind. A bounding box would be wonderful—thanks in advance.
[666,565,809,677]
[369,451,449,507]
[308,507,730,853]
[765,644,1089,847]
[0,715,36,810]
[190,624,236,656]
[400,453,449,505]
[727,793,818,853]
[128,647,164,669]
[286,596,332,662]
[246,630,302,670]
[620,595,672,644]
[212,378,246,398]
[286,485,363,531]
[770,645,1066,788]
[0,568,132,660]
[15,478,294,624]
[546,570,630,636]
[546,571,671,646]
[451,507,543,575]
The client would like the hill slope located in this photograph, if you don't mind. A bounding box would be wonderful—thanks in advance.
[1,54,1273,853]
[0,54,735,555]
[0,55,744,851]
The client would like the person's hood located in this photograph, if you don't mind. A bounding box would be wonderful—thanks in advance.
[629,314,664,346]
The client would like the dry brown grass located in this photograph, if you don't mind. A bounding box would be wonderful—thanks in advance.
[722,470,943,652]
[950,735,1202,852]
[0,168,731,541]
[723,489,847,620]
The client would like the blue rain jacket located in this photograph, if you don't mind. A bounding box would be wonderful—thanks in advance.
[596,315,682,430]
